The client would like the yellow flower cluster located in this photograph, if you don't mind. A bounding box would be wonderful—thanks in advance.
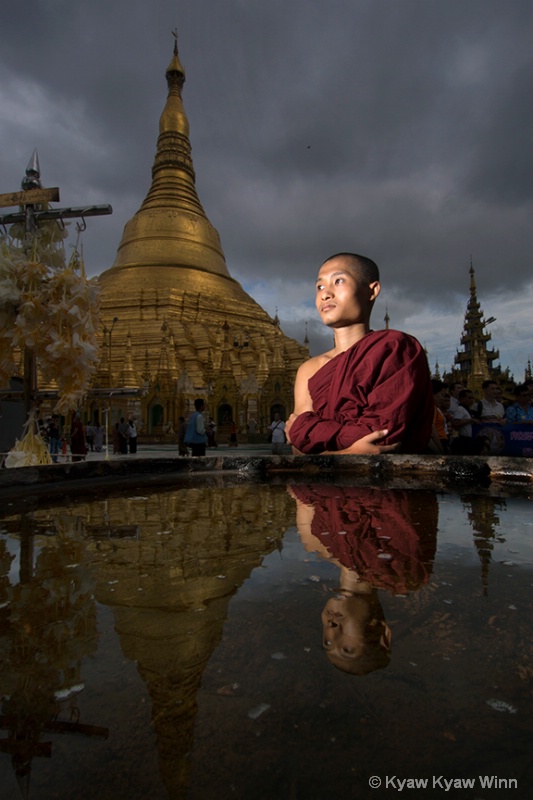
[0,222,101,414]
[4,410,52,467]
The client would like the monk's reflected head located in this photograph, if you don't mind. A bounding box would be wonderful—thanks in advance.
[321,590,391,675]
[316,253,381,328]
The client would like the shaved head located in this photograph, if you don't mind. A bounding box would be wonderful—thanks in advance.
[322,252,380,285]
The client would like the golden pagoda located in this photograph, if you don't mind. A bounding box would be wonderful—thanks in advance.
[450,263,501,395]
[91,37,307,437]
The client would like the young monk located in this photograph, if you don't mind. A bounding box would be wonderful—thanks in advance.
[285,252,434,454]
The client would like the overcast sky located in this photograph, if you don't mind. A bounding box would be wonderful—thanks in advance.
[1,0,532,380]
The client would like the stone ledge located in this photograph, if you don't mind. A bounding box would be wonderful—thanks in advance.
[0,454,531,500]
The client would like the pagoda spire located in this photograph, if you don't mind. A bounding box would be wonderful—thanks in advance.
[110,33,230,278]
[453,261,500,392]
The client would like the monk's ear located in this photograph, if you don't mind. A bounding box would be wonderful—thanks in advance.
[379,621,392,652]
[369,281,381,302]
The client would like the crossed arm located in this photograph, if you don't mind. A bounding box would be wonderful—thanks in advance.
[285,360,398,456]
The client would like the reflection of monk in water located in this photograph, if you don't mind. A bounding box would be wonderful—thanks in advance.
[322,578,392,675]
[289,484,438,675]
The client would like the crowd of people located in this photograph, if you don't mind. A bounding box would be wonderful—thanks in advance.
[431,378,533,454]
[39,413,97,462]
[177,402,288,456]
[39,414,138,461]
[38,405,291,462]
[112,417,138,454]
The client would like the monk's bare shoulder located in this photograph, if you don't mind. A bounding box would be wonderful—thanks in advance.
[294,350,333,415]
[296,348,336,382]
[293,348,337,415]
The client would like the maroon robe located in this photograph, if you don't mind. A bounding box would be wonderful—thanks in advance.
[290,484,437,595]
[290,329,433,454]
[70,418,87,461]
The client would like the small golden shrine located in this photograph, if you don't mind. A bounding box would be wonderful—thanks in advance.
[90,38,308,437]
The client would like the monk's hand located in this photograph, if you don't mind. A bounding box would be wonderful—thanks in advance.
[334,429,400,455]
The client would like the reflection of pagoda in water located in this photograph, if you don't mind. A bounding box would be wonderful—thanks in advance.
[86,485,292,798]
[1,483,294,799]
[89,36,308,437]
[462,494,507,596]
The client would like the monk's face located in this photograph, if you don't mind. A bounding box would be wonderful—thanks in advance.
[321,594,391,674]
[321,595,368,659]
[315,257,380,329]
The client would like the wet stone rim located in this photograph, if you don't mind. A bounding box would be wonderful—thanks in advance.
[0,454,531,500]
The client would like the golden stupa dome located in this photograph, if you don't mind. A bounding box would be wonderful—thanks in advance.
[100,37,235,285]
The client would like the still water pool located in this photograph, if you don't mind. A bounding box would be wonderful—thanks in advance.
[1,477,532,799]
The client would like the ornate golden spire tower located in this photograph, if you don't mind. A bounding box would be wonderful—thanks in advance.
[94,36,307,435]
[452,262,500,393]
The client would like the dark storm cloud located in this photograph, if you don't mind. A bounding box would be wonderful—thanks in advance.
[1,0,532,375]
[184,0,533,302]
[465,63,533,205]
